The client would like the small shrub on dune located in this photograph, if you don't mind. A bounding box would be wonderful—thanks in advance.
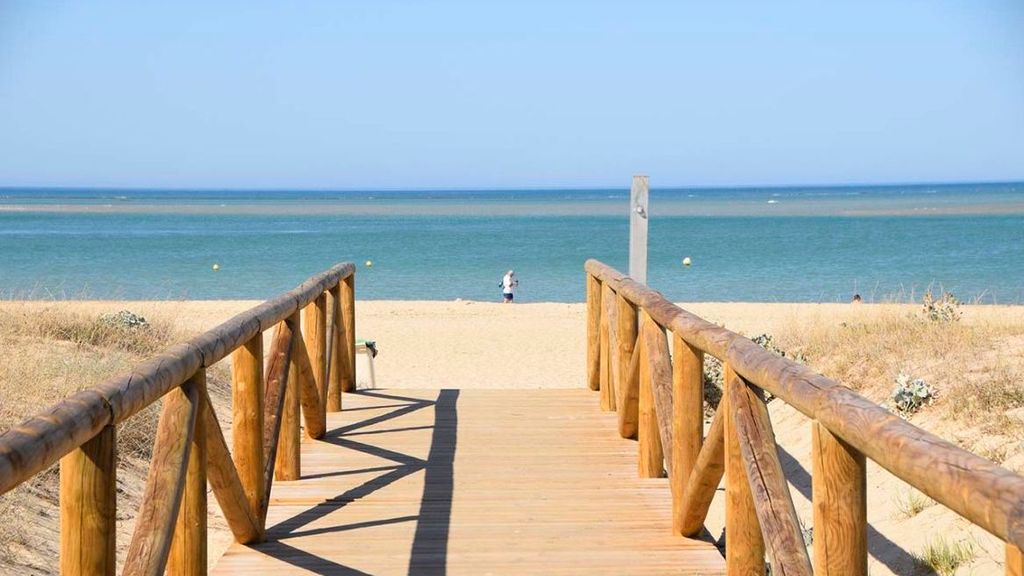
[922,290,961,323]
[28,309,175,354]
[888,373,937,417]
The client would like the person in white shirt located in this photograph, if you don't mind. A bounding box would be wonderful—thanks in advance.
[501,270,518,303]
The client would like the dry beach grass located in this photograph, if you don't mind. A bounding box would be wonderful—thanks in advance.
[0,299,1022,574]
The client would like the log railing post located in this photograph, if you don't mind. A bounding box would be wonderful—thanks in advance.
[813,421,867,575]
[169,371,208,576]
[1008,544,1024,576]
[586,273,602,391]
[672,333,703,535]
[617,295,639,438]
[60,424,116,576]
[231,333,264,522]
[599,282,618,411]
[724,364,765,574]
[638,310,664,478]
[327,283,350,411]
[341,274,356,393]
[276,312,302,481]
[304,293,328,434]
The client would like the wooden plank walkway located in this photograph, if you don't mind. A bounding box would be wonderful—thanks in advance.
[212,389,726,575]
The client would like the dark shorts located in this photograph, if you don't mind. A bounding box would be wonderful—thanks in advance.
[503,292,514,301]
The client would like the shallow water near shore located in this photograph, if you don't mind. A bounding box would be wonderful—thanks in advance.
[1,183,1022,303]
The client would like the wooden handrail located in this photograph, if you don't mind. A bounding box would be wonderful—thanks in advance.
[0,262,356,576]
[585,259,1024,552]
[0,262,354,495]
[585,259,1024,574]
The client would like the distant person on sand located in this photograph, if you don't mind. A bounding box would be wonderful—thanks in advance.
[501,270,518,303]
[852,294,862,304]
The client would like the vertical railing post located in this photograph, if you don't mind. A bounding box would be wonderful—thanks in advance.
[616,294,639,438]
[232,333,264,524]
[341,273,356,393]
[724,365,765,574]
[327,283,344,412]
[637,310,664,478]
[304,293,328,434]
[599,282,618,411]
[169,370,208,576]
[671,333,703,535]
[276,312,302,481]
[586,273,602,391]
[813,421,867,575]
[1008,544,1024,576]
[60,424,116,576]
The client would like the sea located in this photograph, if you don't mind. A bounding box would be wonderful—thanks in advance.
[1,183,1022,303]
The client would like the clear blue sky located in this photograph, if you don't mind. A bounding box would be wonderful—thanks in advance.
[1,1,1022,189]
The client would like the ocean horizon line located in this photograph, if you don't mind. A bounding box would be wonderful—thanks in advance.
[2,178,1023,195]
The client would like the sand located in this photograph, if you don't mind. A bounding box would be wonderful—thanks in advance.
[4,299,1024,574]
[12,299,1022,390]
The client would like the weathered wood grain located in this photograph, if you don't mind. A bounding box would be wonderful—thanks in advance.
[326,283,344,411]
[620,334,641,439]
[637,311,663,478]
[341,274,357,393]
[202,390,263,544]
[261,317,296,518]
[60,424,116,576]
[599,282,618,412]
[586,273,602,391]
[303,294,328,435]
[123,379,199,576]
[276,313,302,481]
[672,333,703,536]
[291,333,326,440]
[169,371,208,576]
[723,364,765,575]
[642,316,674,476]
[729,376,811,576]
[679,402,724,537]
[812,421,867,575]
[616,294,639,437]
[231,333,265,523]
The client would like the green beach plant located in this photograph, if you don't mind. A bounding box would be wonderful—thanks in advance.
[889,373,937,417]
[913,537,975,576]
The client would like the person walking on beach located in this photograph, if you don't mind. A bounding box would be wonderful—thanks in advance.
[501,270,518,303]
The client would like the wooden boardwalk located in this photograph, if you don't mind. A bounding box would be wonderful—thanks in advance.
[212,389,726,575]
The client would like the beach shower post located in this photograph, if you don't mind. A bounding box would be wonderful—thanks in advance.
[629,175,649,285]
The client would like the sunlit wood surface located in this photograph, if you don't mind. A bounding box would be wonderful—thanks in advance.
[211,389,725,575]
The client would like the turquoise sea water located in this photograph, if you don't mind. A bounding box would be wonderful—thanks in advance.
[1,183,1022,303]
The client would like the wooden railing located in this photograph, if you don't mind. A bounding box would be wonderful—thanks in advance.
[585,259,1024,575]
[0,263,357,576]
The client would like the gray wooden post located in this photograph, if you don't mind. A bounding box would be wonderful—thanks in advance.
[629,175,649,284]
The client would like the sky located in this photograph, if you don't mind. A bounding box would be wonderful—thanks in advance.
[0,1,1022,190]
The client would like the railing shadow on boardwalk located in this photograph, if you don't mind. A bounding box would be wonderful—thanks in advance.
[252,389,459,576]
